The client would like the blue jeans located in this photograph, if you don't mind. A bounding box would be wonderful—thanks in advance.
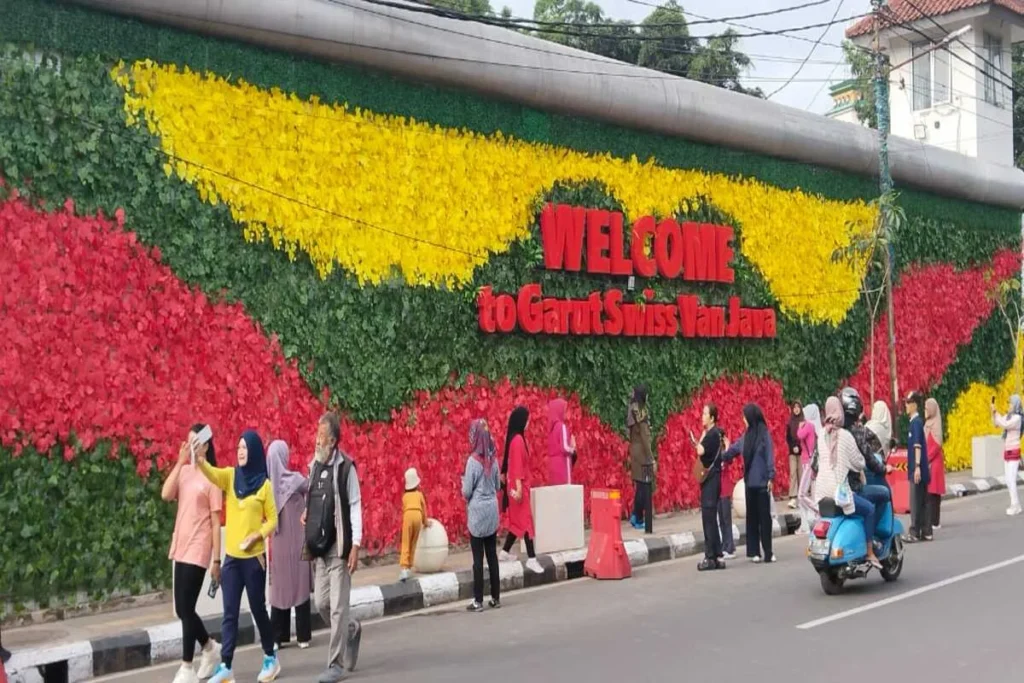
[852,494,876,547]
[860,484,891,528]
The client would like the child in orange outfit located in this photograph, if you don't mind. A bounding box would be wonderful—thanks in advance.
[400,468,431,582]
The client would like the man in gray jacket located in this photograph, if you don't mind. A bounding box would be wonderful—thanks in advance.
[303,413,363,683]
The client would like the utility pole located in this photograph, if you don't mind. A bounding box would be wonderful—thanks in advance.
[869,4,970,408]
[871,0,900,409]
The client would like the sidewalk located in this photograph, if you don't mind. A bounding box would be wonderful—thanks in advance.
[4,470,1005,682]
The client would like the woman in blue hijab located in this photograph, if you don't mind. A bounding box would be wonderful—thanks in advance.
[198,429,282,683]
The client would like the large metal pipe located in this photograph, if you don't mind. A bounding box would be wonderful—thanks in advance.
[71,0,1024,209]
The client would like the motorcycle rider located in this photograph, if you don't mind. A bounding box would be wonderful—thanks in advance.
[840,388,891,564]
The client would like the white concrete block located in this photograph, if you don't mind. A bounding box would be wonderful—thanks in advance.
[530,485,585,555]
[973,435,1004,479]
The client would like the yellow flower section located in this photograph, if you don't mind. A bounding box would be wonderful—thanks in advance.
[112,60,876,324]
[945,348,1024,470]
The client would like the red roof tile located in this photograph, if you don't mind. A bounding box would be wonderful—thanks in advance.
[845,0,1024,39]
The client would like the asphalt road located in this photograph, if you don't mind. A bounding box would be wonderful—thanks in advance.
[102,491,1024,682]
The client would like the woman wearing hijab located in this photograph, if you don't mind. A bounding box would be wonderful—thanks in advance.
[163,425,223,683]
[499,406,543,574]
[462,419,502,611]
[814,397,881,567]
[198,430,281,683]
[865,400,893,483]
[924,399,946,530]
[785,402,804,509]
[723,404,776,563]
[266,440,311,651]
[546,398,577,486]
[795,405,822,534]
[992,395,1023,516]
[628,385,655,530]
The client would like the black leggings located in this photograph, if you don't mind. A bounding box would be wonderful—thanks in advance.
[470,534,500,604]
[502,532,536,558]
[173,561,211,663]
[271,600,312,646]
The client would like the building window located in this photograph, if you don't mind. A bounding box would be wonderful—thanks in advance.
[911,42,952,111]
[983,32,1003,106]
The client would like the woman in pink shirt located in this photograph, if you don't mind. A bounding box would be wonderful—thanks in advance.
[162,425,224,683]
[545,398,576,486]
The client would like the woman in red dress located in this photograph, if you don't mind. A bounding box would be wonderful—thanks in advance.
[925,398,946,530]
[499,406,543,574]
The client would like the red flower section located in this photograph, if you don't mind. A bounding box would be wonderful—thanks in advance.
[0,196,324,474]
[655,375,791,510]
[848,250,1020,404]
[339,377,629,554]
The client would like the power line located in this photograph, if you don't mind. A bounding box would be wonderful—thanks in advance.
[899,0,1020,91]
[337,0,870,42]
[767,0,846,99]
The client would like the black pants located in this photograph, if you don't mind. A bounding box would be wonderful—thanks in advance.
[745,486,773,559]
[470,534,500,604]
[502,532,536,558]
[910,481,933,538]
[271,599,312,646]
[632,480,651,523]
[927,493,942,527]
[718,497,735,555]
[700,474,722,560]
[173,561,211,663]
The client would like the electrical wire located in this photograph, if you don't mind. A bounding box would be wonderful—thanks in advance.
[767,0,846,99]
[332,0,870,42]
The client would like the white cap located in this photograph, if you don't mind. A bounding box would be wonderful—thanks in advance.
[404,467,421,491]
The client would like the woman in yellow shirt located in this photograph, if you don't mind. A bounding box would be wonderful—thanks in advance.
[198,430,281,683]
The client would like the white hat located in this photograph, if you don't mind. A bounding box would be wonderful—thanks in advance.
[404,467,421,491]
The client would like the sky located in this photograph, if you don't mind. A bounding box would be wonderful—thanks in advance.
[499,0,875,115]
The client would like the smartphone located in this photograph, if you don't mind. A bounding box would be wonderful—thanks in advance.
[207,578,219,599]
[191,425,213,465]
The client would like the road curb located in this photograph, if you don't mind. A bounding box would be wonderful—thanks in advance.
[7,476,1011,682]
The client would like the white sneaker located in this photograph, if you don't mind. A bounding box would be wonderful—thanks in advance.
[400,568,410,582]
[1008,506,1022,516]
[498,550,514,562]
[196,640,221,679]
[172,664,200,683]
[525,558,544,574]
[721,552,736,560]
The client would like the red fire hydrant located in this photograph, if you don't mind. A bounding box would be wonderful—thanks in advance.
[584,488,632,580]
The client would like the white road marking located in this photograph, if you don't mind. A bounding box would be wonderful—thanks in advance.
[796,553,1024,630]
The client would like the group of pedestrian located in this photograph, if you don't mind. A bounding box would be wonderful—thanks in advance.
[164,413,363,683]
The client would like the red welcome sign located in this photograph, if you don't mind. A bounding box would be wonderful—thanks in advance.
[477,202,776,340]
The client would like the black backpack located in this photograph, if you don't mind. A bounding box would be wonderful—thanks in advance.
[305,460,338,558]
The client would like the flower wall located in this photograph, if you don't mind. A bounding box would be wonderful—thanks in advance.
[0,0,1020,606]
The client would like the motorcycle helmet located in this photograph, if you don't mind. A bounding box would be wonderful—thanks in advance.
[839,387,864,429]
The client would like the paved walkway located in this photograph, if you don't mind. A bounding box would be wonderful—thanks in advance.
[1,469,988,653]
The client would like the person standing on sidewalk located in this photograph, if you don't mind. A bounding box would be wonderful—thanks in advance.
[785,402,803,510]
[545,398,576,486]
[717,459,738,560]
[163,425,224,683]
[499,406,544,574]
[903,392,932,542]
[266,440,312,651]
[693,403,725,571]
[462,419,502,611]
[924,399,946,530]
[303,413,364,683]
[198,430,281,683]
[723,404,776,564]
[627,385,655,531]
[991,394,1023,516]
[795,404,822,534]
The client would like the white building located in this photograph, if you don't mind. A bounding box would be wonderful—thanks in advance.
[847,0,1024,167]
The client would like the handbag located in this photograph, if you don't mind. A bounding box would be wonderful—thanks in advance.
[834,479,853,509]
